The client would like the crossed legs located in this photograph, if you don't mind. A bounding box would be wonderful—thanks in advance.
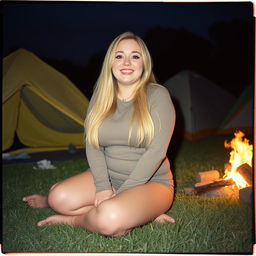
[23,170,174,236]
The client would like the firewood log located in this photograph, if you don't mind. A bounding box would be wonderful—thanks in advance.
[196,170,220,183]
[194,179,235,194]
[236,163,252,186]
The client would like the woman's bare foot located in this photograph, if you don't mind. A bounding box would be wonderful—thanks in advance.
[37,215,75,227]
[22,194,49,208]
[154,214,175,223]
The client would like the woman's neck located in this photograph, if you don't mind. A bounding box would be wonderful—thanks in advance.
[117,84,138,102]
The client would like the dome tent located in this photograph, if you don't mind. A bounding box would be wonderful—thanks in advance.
[3,48,89,152]
[164,70,236,140]
[217,85,253,136]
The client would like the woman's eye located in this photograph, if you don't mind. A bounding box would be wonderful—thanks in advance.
[115,55,123,59]
[132,55,140,59]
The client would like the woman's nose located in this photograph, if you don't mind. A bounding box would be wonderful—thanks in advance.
[123,57,131,66]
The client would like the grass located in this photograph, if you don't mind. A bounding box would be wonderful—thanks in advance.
[2,135,253,253]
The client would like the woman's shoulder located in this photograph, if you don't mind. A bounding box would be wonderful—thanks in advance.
[147,83,170,99]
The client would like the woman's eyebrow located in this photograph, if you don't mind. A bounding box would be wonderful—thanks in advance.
[115,50,142,55]
[132,51,142,55]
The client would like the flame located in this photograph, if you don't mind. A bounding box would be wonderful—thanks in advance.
[223,131,252,189]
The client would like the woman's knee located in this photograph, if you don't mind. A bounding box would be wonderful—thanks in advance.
[95,200,127,236]
[49,182,59,192]
[47,183,69,213]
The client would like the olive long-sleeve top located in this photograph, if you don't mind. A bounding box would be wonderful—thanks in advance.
[86,84,176,193]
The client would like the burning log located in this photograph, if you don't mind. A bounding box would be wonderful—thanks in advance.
[194,179,235,195]
[236,163,252,186]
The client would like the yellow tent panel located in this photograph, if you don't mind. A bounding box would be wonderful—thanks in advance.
[3,90,21,150]
[3,48,89,152]
[17,99,84,147]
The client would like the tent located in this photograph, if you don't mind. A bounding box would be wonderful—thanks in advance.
[217,85,253,136]
[3,48,89,152]
[164,70,236,140]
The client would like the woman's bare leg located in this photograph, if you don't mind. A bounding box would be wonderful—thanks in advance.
[23,190,174,223]
[38,182,174,236]
[23,170,96,216]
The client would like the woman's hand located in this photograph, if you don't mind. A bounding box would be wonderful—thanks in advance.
[94,189,115,207]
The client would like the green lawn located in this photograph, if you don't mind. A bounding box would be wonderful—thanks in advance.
[2,135,253,253]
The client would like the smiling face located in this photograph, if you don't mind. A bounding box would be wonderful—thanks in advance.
[112,39,144,88]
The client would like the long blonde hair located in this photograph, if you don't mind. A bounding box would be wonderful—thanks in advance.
[85,32,157,148]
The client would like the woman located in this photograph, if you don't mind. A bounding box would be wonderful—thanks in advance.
[23,32,176,237]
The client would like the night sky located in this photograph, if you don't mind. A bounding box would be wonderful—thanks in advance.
[3,2,253,66]
[2,1,254,98]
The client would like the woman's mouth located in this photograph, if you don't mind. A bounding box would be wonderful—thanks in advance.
[120,69,134,75]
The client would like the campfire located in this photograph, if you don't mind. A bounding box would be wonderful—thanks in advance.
[223,130,252,189]
[184,131,253,204]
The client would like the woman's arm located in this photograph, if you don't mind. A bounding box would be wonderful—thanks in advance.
[86,142,112,193]
[85,95,112,193]
[117,85,175,193]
